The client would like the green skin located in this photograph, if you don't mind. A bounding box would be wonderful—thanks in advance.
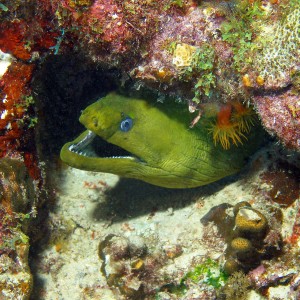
[60,93,262,188]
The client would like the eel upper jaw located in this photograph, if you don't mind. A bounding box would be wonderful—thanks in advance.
[66,130,144,163]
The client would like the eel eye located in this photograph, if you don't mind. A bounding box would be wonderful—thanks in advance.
[120,117,133,132]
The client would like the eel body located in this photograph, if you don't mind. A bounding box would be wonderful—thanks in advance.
[60,93,263,188]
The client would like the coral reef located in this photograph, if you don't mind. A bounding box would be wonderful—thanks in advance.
[224,205,268,273]
[260,159,300,207]
[46,0,177,67]
[99,233,229,299]
[0,158,37,299]
[217,271,251,300]
[251,3,300,89]
[99,233,179,298]
[248,256,300,299]
[253,89,300,150]
[0,15,51,295]
[224,0,300,150]
[25,139,299,299]
[0,62,35,155]
[0,0,300,298]
[201,201,283,275]
[289,204,300,246]
[0,35,48,298]
[1,0,300,152]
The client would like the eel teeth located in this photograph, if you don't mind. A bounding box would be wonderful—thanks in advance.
[69,130,96,153]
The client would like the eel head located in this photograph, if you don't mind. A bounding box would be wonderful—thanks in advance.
[60,93,195,188]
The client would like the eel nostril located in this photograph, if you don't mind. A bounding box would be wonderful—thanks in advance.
[92,117,98,127]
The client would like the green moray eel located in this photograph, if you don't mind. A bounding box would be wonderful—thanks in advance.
[60,93,263,188]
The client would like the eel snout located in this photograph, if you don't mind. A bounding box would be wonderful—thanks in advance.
[68,130,96,156]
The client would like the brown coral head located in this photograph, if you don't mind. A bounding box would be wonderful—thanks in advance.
[223,257,241,275]
[235,207,268,234]
[231,237,252,253]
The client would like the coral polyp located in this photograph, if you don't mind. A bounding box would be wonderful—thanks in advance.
[172,43,197,69]
[208,103,250,150]
[210,122,245,150]
[231,102,256,134]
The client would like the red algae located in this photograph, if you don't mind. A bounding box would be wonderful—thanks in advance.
[0,62,42,181]
[0,62,35,157]
[0,21,31,61]
[261,170,299,207]
[84,0,131,48]
[1,62,34,102]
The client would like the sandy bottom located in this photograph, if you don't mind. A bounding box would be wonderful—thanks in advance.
[30,145,299,300]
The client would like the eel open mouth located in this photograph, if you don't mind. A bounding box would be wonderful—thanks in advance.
[68,130,135,159]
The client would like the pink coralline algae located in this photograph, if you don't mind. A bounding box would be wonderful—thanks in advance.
[71,0,133,56]
[131,7,221,98]
[254,89,300,150]
[47,0,171,67]
[87,1,130,46]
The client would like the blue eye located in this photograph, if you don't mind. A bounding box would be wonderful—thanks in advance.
[120,117,133,132]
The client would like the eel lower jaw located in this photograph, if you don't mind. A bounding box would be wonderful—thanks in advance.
[67,130,143,163]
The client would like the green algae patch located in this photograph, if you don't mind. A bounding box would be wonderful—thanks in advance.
[182,259,228,289]
[158,259,228,298]
[220,0,267,72]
